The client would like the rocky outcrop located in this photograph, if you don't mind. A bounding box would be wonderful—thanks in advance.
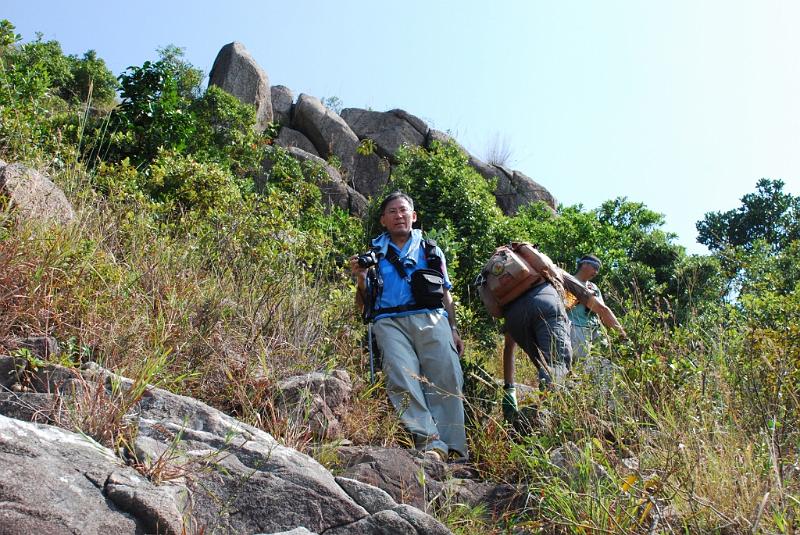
[275,370,352,439]
[0,355,452,534]
[292,94,360,173]
[0,163,75,225]
[289,96,395,202]
[341,108,428,162]
[335,445,528,519]
[209,42,273,132]
[271,85,294,125]
[468,155,557,215]
[275,127,319,156]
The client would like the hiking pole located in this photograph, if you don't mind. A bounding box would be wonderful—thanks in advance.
[368,321,375,385]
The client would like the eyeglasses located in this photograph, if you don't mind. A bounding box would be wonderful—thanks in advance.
[384,206,412,216]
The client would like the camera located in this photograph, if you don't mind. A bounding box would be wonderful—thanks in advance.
[357,250,379,268]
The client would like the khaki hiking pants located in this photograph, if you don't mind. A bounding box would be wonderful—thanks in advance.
[373,312,467,458]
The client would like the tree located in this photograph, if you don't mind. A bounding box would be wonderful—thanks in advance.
[697,179,800,253]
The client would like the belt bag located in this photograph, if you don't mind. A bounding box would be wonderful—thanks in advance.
[410,269,445,308]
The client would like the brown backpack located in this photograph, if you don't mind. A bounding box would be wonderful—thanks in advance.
[477,242,563,318]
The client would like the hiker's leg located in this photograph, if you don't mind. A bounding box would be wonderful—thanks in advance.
[408,312,467,458]
[373,317,448,453]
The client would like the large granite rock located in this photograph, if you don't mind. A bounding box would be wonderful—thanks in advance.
[0,163,75,225]
[468,156,556,215]
[275,370,352,440]
[271,85,294,125]
[0,414,180,534]
[291,94,360,174]
[209,42,273,132]
[0,356,453,534]
[340,108,428,162]
[275,127,319,156]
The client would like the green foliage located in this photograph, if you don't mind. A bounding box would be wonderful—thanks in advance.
[698,178,800,253]
[111,58,196,165]
[65,49,117,107]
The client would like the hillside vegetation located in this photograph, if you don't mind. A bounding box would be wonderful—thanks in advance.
[1,21,798,533]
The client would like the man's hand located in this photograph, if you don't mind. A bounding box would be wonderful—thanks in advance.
[452,329,464,356]
[350,256,369,312]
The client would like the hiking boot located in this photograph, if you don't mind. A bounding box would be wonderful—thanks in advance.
[423,449,446,462]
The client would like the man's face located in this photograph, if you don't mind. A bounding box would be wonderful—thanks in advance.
[380,198,416,236]
[578,262,599,281]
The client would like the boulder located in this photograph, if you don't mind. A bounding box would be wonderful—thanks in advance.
[467,156,556,215]
[0,357,455,535]
[340,108,428,162]
[271,85,294,125]
[0,414,176,534]
[275,127,319,156]
[275,371,352,440]
[292,94,360,173]
[209,42,273,132]
[290,96,392,199]
[351,152,392,201]
[0,163,75,225]
[424,130,467,153]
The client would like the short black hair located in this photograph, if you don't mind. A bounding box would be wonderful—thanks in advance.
[379,191,414,214]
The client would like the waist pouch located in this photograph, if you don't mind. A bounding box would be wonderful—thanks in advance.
[411,269,445,308]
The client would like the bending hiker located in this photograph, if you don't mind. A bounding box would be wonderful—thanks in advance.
[350,192,467,462]
[475,243,625,422]
[568,254,609,359]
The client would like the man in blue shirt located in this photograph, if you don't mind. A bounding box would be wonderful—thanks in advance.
[350,192,466,462]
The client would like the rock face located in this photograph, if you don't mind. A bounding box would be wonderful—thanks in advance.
[271,85,294,126]
[0,355,453,534]
[468,156,557,215]
[335,445,529,520]
[275,370,352,439]
[341,108,428,162]
[209,42,273,132]
[292,94,360,173]
[275,127,319,156]
[0,163,75,225]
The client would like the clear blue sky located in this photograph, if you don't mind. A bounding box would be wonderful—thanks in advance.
[5,1,799,253]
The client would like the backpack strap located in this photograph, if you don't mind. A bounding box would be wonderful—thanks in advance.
[423,238,443,274]
[384,247,409,281]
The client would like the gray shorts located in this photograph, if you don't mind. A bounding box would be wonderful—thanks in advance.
[504,282,572,384]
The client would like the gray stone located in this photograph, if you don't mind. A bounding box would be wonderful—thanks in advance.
[336,476,397,514]
[261,529,318,535]
[292,94,359,173]
[290,97,392,199]
[338,446,429,509]
[7,335,59,360]
[340,108,428,161]
[351,151,392,200]
[393,503,452,535]
[271,85,294,125]
[1,359,457,535]
[209,42,273,132]
[0,391,53,422]
[425,129,466,152]
[325,509,417,535]
[105,470,186,534]
[467,156,556,215]
[0,163,75,225]
[275,127,319,156]
[0,414,142,533]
